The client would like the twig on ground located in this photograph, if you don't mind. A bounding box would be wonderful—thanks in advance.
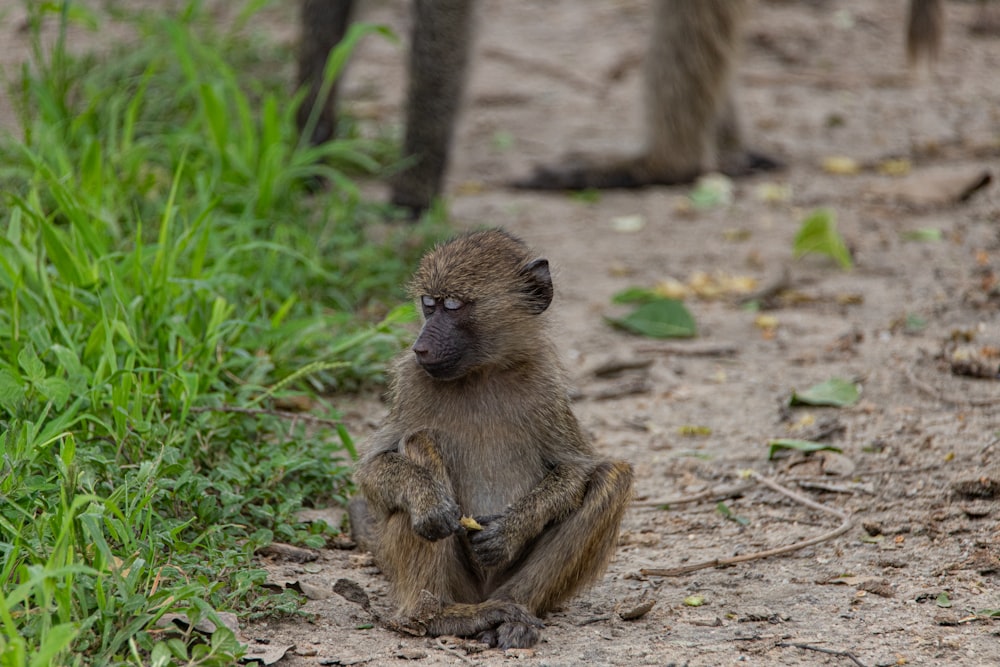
[739,267,791,308]
[256,542,319,563]
[590,357,654,377]
[587,377,652,401]
[904,364,1000,407]
[795,480,873,495]
[632,341,739,357]
[433,637,473,664]
[776,641,867,667]
[640,471,852,577]
[578,614,613,626]
[633,482,753,508]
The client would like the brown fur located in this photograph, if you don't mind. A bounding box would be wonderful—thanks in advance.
[352,229,633,648]
[298,0,943,211]
[907,0,944,68]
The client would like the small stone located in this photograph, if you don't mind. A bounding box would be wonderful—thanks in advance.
[396,649,427,660]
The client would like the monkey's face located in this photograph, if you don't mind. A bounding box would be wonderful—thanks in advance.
[412,295,477,381]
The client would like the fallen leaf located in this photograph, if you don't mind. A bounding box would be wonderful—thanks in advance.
[606,299,697,339]
[612,214,646,233]
[716,501,750,526]
[683,595,706,607]
[755,182,792,203]
[789,377,860,407]
[767,439,842,460]
[689,173,733,208]
[241,643,294,665]
[677,425,712,437]
[793,208,853,270]
[754,314,779,331]
[877,158,911,176]
[900,227,942,242]
[821,155,860,175]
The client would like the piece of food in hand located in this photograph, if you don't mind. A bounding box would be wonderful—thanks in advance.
[460,516,483,531]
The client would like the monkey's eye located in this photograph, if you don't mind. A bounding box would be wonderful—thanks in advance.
[443,297,464,311]
[421,295,436,309]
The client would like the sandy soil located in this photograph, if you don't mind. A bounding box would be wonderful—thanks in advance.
[4,1,999,665]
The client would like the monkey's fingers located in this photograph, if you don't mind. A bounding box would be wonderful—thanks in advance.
[412,500,462,541]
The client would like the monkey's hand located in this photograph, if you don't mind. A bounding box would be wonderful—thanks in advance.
[467,514,521,569]
[410,487,461,541]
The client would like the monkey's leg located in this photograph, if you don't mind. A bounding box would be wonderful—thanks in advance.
[906,0,944,68]
[514,0,779,191]
[390,0,475,217]
[371,432,543,637]
[481,460,634,649]
[715,90,783,177]
[297,0,355,147]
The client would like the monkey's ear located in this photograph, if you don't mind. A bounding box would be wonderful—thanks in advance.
[519,258,553,314]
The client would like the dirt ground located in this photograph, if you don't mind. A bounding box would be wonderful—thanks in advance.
[4,1,999,665]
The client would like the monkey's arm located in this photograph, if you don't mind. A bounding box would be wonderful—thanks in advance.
[356,431,461,541]
[469,461,591,568]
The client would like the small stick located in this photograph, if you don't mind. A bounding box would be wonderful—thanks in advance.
[578,614,613,626]
[433,637,472,664]
[640,472,852,577]
[632,342,739,357]
[904,364,1000,407]
[633,482,753,508]
[776,641,867,667]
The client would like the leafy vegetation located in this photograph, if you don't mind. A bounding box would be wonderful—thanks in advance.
[0,2,442,665]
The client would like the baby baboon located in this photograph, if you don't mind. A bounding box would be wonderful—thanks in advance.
[298,0,944,214]
[352,229,633,648]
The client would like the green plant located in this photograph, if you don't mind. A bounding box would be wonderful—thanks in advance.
[0,2,441,665]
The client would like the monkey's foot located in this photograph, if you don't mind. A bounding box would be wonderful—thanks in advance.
[720,149,783,178]
[424,600,543,640]
[477,620,542,649]
[510,155,659,191]
[512,149,782,191]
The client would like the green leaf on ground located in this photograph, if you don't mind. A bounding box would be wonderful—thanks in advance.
[789,377,860,407]
[767,439,842,460]
[716,501,750,526]
[611,286,661,304]
[793,208,853,269]
[606,298,696,338]
[901,227,942,242]
[936,592,952,608]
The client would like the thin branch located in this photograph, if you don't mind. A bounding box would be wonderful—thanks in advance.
[904,364,1000,407]
[640,472,852,577]
[633,482,753,508]
[433,637,473,664]
[776,641,867,667]
[632,341,739,357]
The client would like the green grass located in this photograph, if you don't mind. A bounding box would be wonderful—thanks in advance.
[0,2,442,664]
